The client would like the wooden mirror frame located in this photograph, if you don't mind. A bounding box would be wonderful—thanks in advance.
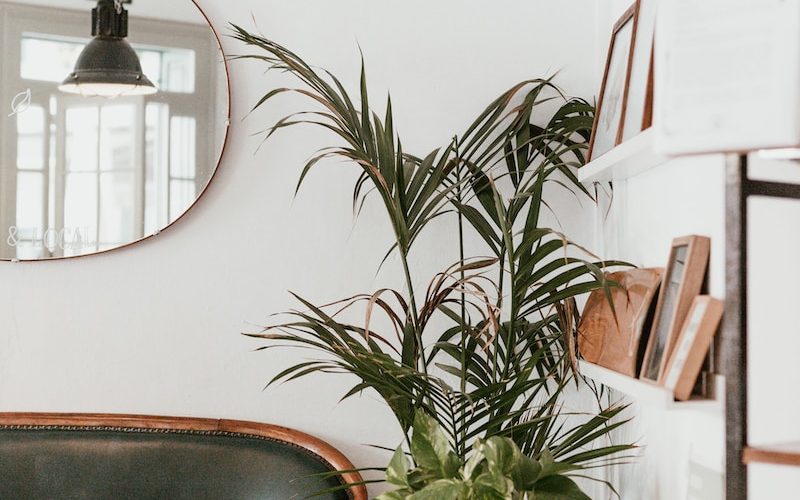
[0,0,231,263]
[0,412,367,500]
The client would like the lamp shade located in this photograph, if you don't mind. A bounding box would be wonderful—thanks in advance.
[59,0,156,98]
[59,37,156,97]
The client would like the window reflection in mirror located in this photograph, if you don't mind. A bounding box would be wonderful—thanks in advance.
[1,0,228,260]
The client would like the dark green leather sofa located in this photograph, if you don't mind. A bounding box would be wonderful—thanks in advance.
[0,413,367,500]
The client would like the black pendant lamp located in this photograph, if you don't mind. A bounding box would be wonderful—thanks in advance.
[59,0,157,97]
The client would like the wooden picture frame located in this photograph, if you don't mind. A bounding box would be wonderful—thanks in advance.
[642,44,655,130]
[620,0,658,141]
[578,268,663,377]
[587,4,637,162]
[640,235,710,383]
[663,296,723,400]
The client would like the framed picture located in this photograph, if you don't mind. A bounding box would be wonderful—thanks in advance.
[587,4,637,161]
[578,268,663,377]
[639,235,710,383]
[663,296,724,400]
[620,0,659,141]
[654,0,800,155]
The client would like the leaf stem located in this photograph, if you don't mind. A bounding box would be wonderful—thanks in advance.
[399,246,425,377]
[454,138,468,457]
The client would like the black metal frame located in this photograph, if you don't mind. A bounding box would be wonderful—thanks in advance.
[724,153,800,500]
[725,155,748,500]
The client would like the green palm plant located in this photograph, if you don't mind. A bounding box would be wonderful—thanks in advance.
[233,25,634,498]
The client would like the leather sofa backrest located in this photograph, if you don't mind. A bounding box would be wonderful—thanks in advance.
[0,413,367,500]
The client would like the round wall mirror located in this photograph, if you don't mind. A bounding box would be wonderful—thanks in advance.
[0,0,229,260]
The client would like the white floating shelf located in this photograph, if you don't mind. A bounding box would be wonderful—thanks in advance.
[579,129,668,183]
[578,360,724,411]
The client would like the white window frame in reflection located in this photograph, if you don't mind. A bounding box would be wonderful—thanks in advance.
[0,3,220,259]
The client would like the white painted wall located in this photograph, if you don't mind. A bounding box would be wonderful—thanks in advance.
[588,3,800,500]
[742,157,800,499]
[8,0,208,24]
[582,153,728,500]
[582,6,718,500]
[0,1,601,496]
[584,4,729,500]
[6,1,791,498]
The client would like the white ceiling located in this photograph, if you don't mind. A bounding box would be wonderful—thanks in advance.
[4,0,209,24]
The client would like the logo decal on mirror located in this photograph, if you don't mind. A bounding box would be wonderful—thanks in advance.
[6,226,97,252]
[6,227,19,247]
[8,88,31,118]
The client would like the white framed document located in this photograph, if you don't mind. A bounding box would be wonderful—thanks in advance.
[654,0,800,155]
